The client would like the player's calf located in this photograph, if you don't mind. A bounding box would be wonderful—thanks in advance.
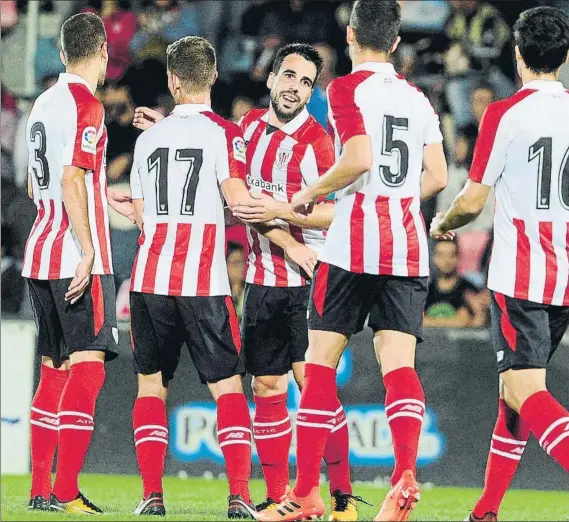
[210,377,253,507]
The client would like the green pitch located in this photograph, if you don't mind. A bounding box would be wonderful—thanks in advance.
[1,474,568,521]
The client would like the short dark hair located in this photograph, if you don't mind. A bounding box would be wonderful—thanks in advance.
[272,43,324,84]
[350,0,401,53]
[61,13,106,66]
[166,36,216,93]
[514,6,569,74]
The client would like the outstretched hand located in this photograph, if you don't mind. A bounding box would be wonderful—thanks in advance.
[133,107,165,131]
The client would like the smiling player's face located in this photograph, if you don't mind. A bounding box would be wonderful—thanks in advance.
[268,54,317,123]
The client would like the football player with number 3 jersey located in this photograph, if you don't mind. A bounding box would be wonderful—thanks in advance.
[129,37,257,519]
[431,7,569,521]
[258,2,448,521]
[23,13,135,515]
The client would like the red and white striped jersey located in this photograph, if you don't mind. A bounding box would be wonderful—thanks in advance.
[130,104,245,297]
[321,62,442,277]
[469,81,569,306]
[22,73,112,279]
[240,108,334,287]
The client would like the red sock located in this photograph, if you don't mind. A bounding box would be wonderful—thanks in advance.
[133,396,168,497]
[520,391,569,472]
[30,364,68,498]
[253,393,292,500]
[52,362,105,501]
[217,393,252,503]
[384,367,425,485]
[294,363,339,497]
[323,406,352,495]
[473,399,530,517]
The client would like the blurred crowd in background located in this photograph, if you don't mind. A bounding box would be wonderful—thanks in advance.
[3,0,569,327]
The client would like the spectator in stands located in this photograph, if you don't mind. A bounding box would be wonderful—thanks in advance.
[307,43,337,127]
[130,0,201,61]
[101,82,138,183]
[226,241,246,320]
[1,85,18,182]
[443,0,514,129]
[230,95,254,124]
[461,83,495,145]
[1,224,24,315]
[1,0,18,35]
[424,240,482,328]
[82,0,137,81]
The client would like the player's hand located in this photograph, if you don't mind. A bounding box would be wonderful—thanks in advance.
[107,189,136,224]
[65,253,94,305]
[430,212,456,240]
[133,107,164,131]
[285,244,317,279]
[291,188,317,218]
[232,193,287,223]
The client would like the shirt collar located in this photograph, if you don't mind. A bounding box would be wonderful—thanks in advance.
[260,107,310,135]
[58,73,94,95]
[352,61,396,74]
[520,80,565,92]
[171,103,211,115]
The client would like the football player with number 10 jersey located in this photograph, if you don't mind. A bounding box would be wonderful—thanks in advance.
[431,6,569,522]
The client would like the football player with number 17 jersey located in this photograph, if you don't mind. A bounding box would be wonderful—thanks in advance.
[431,7,569,522]
[129,36,257,519]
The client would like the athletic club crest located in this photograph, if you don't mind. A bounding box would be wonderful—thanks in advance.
[276,148,293,170]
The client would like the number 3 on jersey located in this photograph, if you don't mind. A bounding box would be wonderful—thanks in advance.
[30,122,50,189]
[147,147,203,216]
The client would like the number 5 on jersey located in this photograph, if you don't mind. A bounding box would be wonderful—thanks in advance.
[147,148,203,216]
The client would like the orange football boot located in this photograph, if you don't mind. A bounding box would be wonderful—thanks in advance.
[256,486,325,521]
[373,470,420,521]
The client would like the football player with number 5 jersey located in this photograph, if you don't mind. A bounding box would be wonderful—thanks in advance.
[258,1,448,521]
[431,7,569,521]
[129,37,258,519]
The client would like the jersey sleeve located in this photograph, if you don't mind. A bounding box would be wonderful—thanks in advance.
[327,75,368,146]
[215,122,247,185]
[423,101,443,145]
[63,86,104,171]
[130,139,143,200]
[468,102,512,187]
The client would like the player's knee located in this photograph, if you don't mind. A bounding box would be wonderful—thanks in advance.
[305,331,346,368]
[373,331,416,376]
[70,350,106,365]
[251,374,287,397]
[292,362,305,391]
[209,374,243,401]
[501,368,547,412]
[137,373,168,400]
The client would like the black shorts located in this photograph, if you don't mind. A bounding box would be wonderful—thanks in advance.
[308,262,428,341]
[241,283,310,376]
[491,291,569,373]
[130,292,245,384]
[27,275,118,366]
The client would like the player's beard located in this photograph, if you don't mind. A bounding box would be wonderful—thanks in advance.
[270,89,305,123]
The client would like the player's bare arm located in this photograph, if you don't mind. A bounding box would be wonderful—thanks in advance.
[233,193,335,230]
[27,173,33,199]
[291,135,372,214]
[430,179,491,239]
[421,142,448,200]
[61,165,95,304]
